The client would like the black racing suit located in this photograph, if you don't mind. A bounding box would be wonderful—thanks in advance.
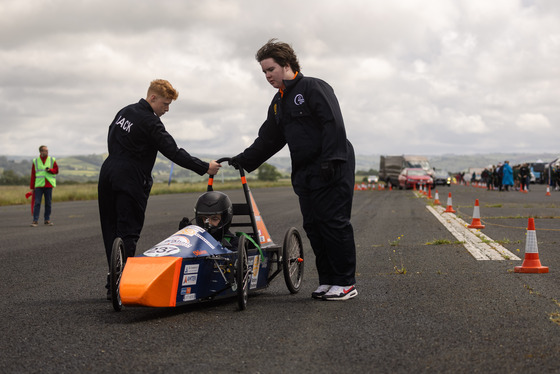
[234,73,356,286]
[98,98,209,269]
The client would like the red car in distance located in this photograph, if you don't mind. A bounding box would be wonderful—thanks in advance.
[398,168,434,189]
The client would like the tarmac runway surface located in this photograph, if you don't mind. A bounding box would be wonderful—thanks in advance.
[1,183,559,373]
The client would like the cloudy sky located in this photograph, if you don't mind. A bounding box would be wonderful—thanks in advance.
[1,0,559,159]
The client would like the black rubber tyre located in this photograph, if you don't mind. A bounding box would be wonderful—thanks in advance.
[236,235,249,311]
[110,237,126,312]
[282,227,304,294]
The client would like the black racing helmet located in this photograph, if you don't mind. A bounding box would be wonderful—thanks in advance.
[194,191,233,241]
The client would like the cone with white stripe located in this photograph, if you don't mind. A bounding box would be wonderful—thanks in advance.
[546,186,551,196]
[514,218,549,273]
[467,199,485,229]
[443,192,456,213]
[433,190,441,205]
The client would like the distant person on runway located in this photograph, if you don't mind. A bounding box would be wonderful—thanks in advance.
[501,161,514,191]
[29,145,58,227]
[519,163,530,192]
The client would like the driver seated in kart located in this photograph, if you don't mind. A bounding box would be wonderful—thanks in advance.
[179,191,239,251]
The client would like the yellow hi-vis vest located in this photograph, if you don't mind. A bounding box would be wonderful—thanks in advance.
[33,157,56,188]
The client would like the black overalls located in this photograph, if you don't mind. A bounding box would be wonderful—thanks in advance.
[235,74,356,286]
[98,99,208,267]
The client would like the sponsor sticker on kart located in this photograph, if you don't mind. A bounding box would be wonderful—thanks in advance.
[180,226,216,250]
[180,226,203,236]
[250,255,260,289]
[181,287,191,295]
[184,264,199,274]
[181,287,196,302]
[158,235,192,248]
[182,274,197,286]
[143,245,180,257]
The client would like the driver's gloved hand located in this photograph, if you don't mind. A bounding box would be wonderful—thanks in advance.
[321,161,336,182]
[178,217,192,230]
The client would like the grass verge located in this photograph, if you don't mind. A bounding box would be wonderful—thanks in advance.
[0,180,293,207]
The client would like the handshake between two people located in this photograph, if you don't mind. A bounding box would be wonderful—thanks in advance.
[206,157,242,176]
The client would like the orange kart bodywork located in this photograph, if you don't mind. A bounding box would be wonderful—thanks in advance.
[120,256,183,307]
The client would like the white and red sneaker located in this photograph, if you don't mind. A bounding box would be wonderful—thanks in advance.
[322,285,357,301]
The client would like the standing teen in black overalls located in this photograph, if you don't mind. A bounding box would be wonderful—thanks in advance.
[232,40,357,301]
[98,79,221,298]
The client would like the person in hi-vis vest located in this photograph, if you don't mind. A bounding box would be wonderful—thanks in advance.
[29,145,58,227]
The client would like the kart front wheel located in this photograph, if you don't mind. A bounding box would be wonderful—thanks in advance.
[110,237,126,312]
[282,227,304,294]
[236,235,250,311]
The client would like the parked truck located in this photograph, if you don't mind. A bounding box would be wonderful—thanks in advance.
[379,155,433,188]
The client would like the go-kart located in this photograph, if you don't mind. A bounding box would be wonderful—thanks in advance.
[110,157,304,312]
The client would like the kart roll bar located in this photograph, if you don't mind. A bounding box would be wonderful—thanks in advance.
[207,157,261,247]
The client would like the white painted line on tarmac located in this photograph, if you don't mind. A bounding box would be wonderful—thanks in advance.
[426,205,521,261]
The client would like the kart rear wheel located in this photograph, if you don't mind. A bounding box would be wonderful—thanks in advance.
[236,235,250,311]
[282,227,304,294]
[110,237,126,312]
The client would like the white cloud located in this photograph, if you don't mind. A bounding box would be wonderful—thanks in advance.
[446,111,488,134]
[0,0,559,158]
[515,113,551,130]
[358,58,395,81]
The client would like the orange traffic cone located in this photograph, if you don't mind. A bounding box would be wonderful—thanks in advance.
[443,192,456,213]
[467,199,485,229]
[427,186,433,199]
[514,218,549,273]
[433,190,441,205]
[546,186,551,196]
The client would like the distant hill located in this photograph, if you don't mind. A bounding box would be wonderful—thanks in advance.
[0,154,105,184]
[1,152,558,184]
[351,153,559,174]
[426,153,558,173]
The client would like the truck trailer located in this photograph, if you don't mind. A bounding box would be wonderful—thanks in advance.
[379,155,433,188]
